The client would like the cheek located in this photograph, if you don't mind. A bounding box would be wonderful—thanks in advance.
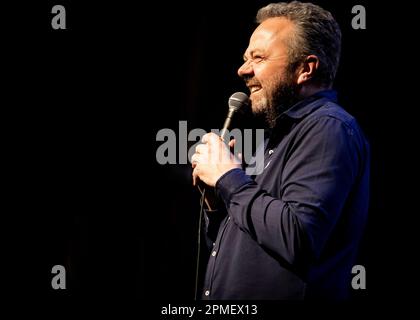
[252,65,265,81]
[255,66,278,87]
[261,61,288,78]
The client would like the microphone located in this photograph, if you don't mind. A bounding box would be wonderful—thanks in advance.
[195,91,249,208]
[220,92,249,141]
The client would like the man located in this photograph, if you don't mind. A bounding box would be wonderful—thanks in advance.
[191,1,369,300]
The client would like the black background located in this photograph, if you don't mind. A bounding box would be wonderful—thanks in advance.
[3,0,414,316]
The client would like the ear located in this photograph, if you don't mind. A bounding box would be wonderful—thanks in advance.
[297,55,319,85]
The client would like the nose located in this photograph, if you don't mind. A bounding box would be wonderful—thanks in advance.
[237,60,254,78]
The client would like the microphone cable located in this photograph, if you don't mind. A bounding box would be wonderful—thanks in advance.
[193,92,248,300]
[194,186,206,300]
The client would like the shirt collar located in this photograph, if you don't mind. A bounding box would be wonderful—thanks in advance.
[282,89,338,120]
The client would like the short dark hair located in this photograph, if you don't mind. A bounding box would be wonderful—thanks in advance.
[256,1,341,87]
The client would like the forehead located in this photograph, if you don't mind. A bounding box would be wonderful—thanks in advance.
[247,17,294,53]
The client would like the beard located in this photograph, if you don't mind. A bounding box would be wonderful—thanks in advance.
[249,70,300,129]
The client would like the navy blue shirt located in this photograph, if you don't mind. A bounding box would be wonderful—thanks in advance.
[201,90,370,300]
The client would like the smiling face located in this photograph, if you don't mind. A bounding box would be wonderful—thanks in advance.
[238,17,301,127]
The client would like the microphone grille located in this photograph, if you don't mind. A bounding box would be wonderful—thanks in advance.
[228,92,249,112]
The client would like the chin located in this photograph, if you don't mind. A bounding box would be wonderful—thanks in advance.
[250,96,267,114]
[250,100,262,113]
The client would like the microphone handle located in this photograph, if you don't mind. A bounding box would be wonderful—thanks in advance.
[220,109,236,142]
[197,108,236,210]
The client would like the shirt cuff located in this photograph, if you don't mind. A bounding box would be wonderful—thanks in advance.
[216,168,254,205]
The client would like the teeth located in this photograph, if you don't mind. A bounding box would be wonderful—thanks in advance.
[251,87,261,93]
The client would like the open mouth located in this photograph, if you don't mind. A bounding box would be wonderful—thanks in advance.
[249,86,262,94]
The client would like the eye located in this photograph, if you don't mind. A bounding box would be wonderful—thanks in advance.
[252,55,264,63]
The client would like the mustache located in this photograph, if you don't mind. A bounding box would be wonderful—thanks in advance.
[244,77,261,87]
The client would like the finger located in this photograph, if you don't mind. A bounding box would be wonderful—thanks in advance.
[192,171,196,186]
[192,153,207,168]
[202,132,219,144]
[195,144,207,154]
[192,167,199,186]
[201,133,211,144]
[228,139,236,148]
[191,153,199,168]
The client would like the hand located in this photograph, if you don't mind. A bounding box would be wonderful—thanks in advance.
[192,132,241,187]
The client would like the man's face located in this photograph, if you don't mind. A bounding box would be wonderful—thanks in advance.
[238,17,300,127]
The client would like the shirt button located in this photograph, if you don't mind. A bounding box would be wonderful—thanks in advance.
[212,250,217,256]
[212,242,216,246]
[205,290,210,296]
[268,149,274,155]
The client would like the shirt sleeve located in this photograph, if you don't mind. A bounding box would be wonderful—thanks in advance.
[215,115,363,267]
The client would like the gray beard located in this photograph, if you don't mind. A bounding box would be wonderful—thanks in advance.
[255,82,300,129]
